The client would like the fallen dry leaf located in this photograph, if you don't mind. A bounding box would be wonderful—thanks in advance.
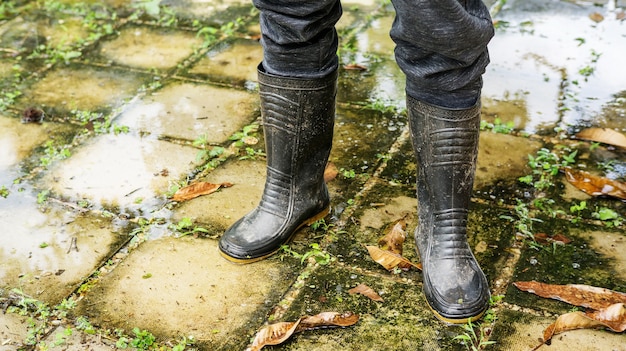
[513,281,626,310]
[171,182,233,202]
[343,63,368,71]
[366,245,420,271]
[575,127,626,149]
[348,283,384,302]
[563,167,626,201]
[377,219,407,255]
[246,321,301,351]
[589,12,604,23]
[246,312,359,350]
[324,162,339,183]
[538,303,626,349]
[297,311,360,331]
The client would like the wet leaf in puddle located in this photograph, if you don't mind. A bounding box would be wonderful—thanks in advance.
[171,181,233,202]
[563,167,626,201]
[574,127,626,149]
[377,218,407,255]
[366,245,420,271]
[348,283,384,302]
[513,281,626,311]
[246,320,301,351]
[297,311,360,331]
[324,162,339,183]
[588,12,605,23]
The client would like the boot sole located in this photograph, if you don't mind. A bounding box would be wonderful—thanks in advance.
[427,301,487,325]
[219,205,331,264]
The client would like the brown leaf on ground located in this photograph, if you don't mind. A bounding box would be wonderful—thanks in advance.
[575,127,626,149]
[343,63,368,71]
[324,162,339,183]
[246,312,359,350]
[563,167,626,201]
[348,283,384,302]
[297,311,360,331]
[513,281,626,311]
[366,245,421,271]
[246,320,301,351]
[534,233,572,246]
[171,182,233,202]
[377,219,407,255]
[539,303,626,348]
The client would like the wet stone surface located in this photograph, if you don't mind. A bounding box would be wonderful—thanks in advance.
[1,0,626,350]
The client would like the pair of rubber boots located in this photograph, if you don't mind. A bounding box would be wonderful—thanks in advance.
[219,66,490,324]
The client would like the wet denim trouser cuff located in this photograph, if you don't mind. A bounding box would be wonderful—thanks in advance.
[253,0,494,108]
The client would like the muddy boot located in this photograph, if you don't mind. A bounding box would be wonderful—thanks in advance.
[408,96,490,323]
[219,65,337,263]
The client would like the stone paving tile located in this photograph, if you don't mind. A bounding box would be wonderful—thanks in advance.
[75,236,299,350]
[494,309,626,351]
[96,26,203,70]
[0,202,128,304]
[117,81,257,142]
[20,65,147,114]
[186,38,263,86]
[0,312,28,351]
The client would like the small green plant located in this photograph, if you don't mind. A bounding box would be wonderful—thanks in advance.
[500,200,542,241]
[280,243,334,265]
[40,140,71,168]
[130,327,156,349]
[592,207,622,227]
[339,168,356,179]
[454,319,495,351]
[519,148,577,191]
[0,185,9,198]
[363,97,397,114]
[37,190,50,205]
[171,217,210,237]
[480,117,514,134]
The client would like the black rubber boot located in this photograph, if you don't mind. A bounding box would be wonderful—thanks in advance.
[219,65,337,263]
[408,96,490,324]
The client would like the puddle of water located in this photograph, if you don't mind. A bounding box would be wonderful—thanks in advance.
[484,6,626,133]
[41,133,198,212]
[98,26,203,69]
[0,116,72,185]
[117,81,257,143]
[0,193,128,304]
[187,39,263,86]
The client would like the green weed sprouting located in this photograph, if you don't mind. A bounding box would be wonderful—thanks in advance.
[480,117,515,134]
[518,147,577,191]
[280,243,335,266]
[453,318,496,351]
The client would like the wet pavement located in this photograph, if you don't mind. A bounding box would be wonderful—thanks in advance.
[1,0,626,350]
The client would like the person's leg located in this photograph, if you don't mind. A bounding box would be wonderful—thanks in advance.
[390,0,494,323]
[219,0,342,263]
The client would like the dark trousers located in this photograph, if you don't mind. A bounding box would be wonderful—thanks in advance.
[253,0,494,108]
